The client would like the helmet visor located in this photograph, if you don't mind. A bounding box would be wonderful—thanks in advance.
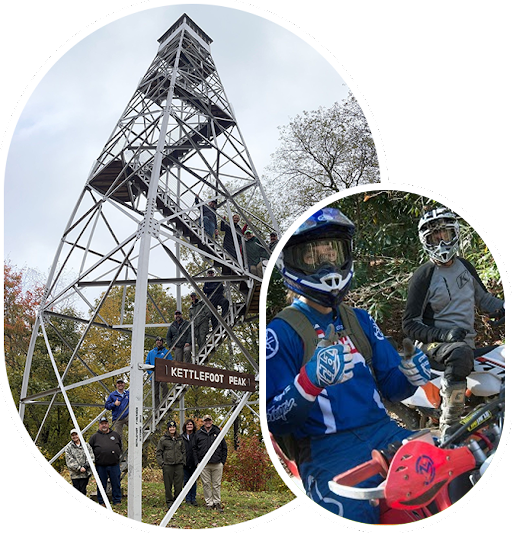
[283,238,350,274]
[422,221,458,246]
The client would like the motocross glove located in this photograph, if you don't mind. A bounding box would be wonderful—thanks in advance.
[439,327,467,343]
[297,325,355,395]
[399,347,431,386]
[488,305,505,325]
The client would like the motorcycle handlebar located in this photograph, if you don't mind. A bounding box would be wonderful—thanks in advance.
[440,393,504,448]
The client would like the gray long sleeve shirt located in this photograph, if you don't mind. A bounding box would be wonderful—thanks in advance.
[403,257,503,348]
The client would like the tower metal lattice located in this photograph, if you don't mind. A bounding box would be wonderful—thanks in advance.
[18,14,277,522]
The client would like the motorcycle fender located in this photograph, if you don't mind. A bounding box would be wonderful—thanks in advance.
[385,440,476,510]
[401,376,442,409]
[467,372,502,397]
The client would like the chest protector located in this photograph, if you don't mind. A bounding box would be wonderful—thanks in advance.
[271,303,374,465]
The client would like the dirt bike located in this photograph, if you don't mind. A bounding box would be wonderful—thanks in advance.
[329,390,504,524]
[386,321,505,431]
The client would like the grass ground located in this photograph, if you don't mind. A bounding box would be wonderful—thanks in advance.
[67,469,295,528]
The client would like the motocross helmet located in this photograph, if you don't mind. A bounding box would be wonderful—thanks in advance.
[418,207,460,263]
[276,207,355,307]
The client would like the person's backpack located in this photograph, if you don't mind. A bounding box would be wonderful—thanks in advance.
[271,303,374,464]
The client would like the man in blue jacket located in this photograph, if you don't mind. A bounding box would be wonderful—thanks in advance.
[105,378,129,440]
[145,336,172,406]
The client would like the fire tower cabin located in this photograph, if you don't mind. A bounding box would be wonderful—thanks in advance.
[88,14,234,212]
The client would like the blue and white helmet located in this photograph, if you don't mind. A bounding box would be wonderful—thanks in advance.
[418,207,460,263]
[276,207,355,307]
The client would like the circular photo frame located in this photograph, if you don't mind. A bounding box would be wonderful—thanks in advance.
[260,183,506,527]
[1,0,378,531]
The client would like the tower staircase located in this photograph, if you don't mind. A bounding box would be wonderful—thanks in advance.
[18,13,277,522]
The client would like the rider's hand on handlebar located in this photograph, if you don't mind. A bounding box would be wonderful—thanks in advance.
[302,325,355,389]
[488,305,505,326]
[399,347,431,386]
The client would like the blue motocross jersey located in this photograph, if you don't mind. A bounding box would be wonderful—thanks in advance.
[266,299,416,438]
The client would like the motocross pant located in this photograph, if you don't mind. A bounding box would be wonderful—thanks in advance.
[298,417,413,524]
[421,341,474,383]
[421,342,473,436]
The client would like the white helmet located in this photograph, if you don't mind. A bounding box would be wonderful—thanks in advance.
[418,208,459,263]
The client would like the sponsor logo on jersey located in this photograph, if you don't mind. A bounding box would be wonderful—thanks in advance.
[266,328,280,359]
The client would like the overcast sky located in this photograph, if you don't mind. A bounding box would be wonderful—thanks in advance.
[3,4,347,276]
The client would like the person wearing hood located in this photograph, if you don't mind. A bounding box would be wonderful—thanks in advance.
[156,420,186,509]
[193,414,228,511]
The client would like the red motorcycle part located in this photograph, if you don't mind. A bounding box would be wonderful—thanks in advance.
[331,448,389,487]
[384,440,476,510]
[270,434,300,479]
[379,502,432,524]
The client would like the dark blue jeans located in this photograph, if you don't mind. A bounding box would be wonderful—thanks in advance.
[96,464,122,504]
[183,465,197,502]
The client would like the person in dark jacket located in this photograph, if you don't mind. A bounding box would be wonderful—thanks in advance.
[166,310,192,363]
[195,196,218,238]
[181,419,198,506]
[88,416,122,506]
[203,270,229,329]
[156,421,186,509]
[193,414,228,511]
[220,213,244,258]
[189,293,211,352]
[243,229,269,278]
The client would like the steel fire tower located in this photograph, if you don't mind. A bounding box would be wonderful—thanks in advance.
[18,14,278,523]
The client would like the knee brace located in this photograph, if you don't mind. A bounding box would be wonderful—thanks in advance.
[442,344,474,383]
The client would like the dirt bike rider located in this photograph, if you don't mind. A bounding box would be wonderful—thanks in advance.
[403,207,504,440]
[266,207,431,524]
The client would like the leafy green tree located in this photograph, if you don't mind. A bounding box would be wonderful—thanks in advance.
[266,192,504,347]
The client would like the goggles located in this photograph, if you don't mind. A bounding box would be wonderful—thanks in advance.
[422,221,458,246]
[283,238,349,274]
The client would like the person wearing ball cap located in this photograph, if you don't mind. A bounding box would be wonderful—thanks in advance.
[88,416,123,507]
[156,420,186,509]
[193,414,227,511]
[64,428,94,496]
[266,206,430,524]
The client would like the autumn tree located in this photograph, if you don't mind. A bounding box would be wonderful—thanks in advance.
[264,93,380,228]
[4,263,88,460]
[4,263,42,380]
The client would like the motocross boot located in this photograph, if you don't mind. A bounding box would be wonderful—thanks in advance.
[439,378,467,441]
